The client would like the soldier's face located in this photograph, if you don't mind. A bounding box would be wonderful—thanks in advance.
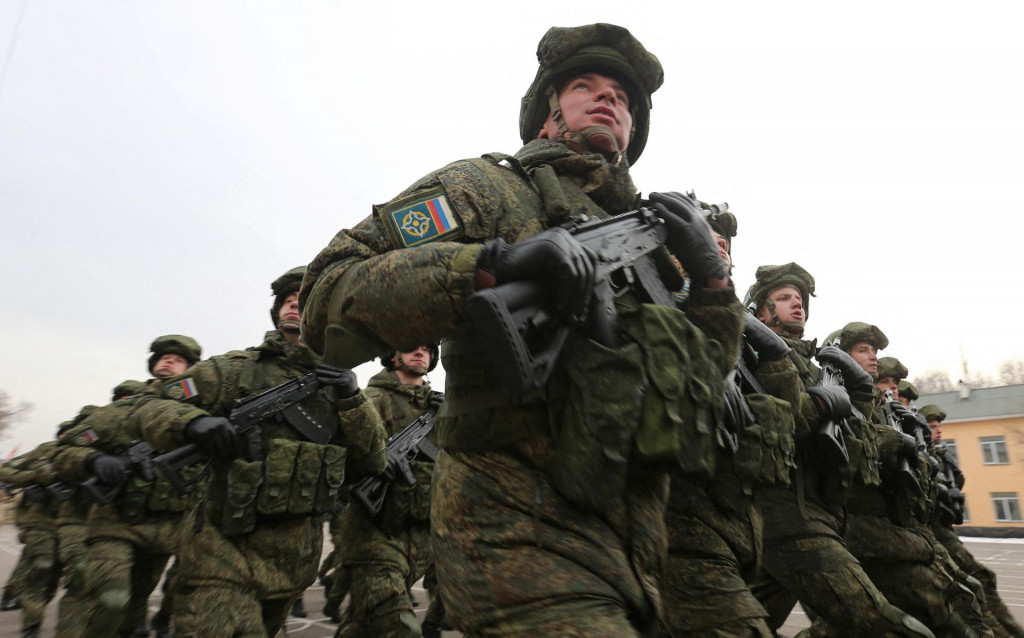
[153,354,188,379]
[540,72,633,153]
[848,342,878,377]
[898,395,911,408]
[928,420,942,442]
[277,293,301,332]
[712,231,732,271]
[395,345,431,375]
[758,286,804,328]
[877,376,899,395]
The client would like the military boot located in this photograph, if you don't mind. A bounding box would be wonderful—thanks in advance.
[130,619,150,637]
[151,609,171,638]
[290,597,306,618]
[421,621,442,638]
[22,624,40,638]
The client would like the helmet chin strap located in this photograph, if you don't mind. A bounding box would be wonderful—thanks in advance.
[546,87,625,165]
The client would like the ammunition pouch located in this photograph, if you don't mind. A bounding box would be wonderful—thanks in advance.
[375,459,434,536]
[731,394,797,487]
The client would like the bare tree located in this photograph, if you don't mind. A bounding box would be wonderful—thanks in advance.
[0,390,31,441]
[912,370,955,394]
[997,360,1024,386]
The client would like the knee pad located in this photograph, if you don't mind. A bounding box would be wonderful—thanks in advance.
[97,588,131,614]
[870,605,936,638]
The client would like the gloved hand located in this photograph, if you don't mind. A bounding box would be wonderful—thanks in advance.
[815,346,875,400]
[323,368,360,400]
[476,228,596,324]
[722,378,755,433]
[889,403,923,436]
[184,416,238,460]
[806,385,852,421]
[428,392,445,409]
[87,452,127,486]
[743,313,791,361]
[897,432,918,460]
[646,191,728,285]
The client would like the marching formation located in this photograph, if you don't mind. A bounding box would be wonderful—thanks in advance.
[1,21,1020,638]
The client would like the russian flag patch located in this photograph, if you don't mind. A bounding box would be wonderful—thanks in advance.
[165,378,199,401]
[384,191,463,248]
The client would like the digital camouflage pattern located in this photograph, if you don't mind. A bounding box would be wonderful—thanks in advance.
[142,329,386,638]
[877,357,909,382]
[301,123,744,635]
[337,368,438,638]
[53,394,204,638]
[147,334,202,373]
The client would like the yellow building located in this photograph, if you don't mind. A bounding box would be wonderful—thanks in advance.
[920,383,1024,536]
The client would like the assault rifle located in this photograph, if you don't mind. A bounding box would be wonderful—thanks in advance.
[82,440,156,504]
[814,341,857,468]
[351,399,441,518]
[154,366,348,496]
[466,208,682,396]
[882,391,925,499]
[935,446,965,525]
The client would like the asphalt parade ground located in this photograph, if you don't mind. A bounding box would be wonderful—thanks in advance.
[1,524,1023,637]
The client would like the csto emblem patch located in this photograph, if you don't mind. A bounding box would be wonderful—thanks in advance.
[385,191,462,248]
[165,378,198,401]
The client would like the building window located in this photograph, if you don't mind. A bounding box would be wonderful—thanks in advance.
[980,436,1010,465]
[943,439,959,466]
[992,493,1022,522]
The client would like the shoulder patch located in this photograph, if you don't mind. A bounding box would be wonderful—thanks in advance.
[381,190,463,248]
[74,429,100,446]
[164,378,199,401]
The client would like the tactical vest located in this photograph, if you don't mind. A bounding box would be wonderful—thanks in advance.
[433,153,728,513]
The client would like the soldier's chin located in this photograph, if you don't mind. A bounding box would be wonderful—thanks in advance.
[279,321,301,334]
[402,365,428,376]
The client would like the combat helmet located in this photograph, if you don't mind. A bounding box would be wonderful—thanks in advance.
[148,335,202,375]
[824,322,888,352]
[877,357,909,382]
[918,404,947,423]
[520,23,664,165]
[743,263,815,339]
[898,379,919,403]
[381,343,440,373]
[112,379,147,401]
[271,266,306,328]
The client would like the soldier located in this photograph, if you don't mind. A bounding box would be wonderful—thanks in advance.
[336,344,442,638]
[920,403,1024,638]
[142,267,387,638]
[809,326,991,638]
[0,439,64,638]
[52,335,203,638]
[300,23,744,637]
[741,268,933,638]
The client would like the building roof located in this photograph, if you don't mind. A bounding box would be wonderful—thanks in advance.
[920,383,1024,423]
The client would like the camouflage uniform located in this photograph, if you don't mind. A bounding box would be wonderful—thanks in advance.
[921,405,1024,638]
[301,23,744,638]
[0,442,62,638]
[144,325,386,638]
[808,327,991,638]
[53,391,205,638]
[337,367,438,638]
[741,271,933,638]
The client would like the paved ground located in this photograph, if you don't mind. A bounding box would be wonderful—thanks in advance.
[1,524,1022,637]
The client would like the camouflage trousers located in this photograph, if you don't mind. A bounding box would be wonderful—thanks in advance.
[13,519,60,631]
[84,507,181,638]
[172,507,323,638]
[814,512,991,638]
[933,524,1024,638]
[336,506,430,638]
[431,449,668,638]
[751,486,932,638]
[659,478,772,637]
[56,512,89,638]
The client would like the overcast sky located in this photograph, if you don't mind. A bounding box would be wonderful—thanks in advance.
[2,1,1023,454]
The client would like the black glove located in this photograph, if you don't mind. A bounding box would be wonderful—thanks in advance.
[815,346,874,400]
[476,228,596,324]
[321,368,359,400]
[428,392,445,409]
[87,452,127,486]
[897,432,918,460]
[184,416,238,460]
[889,403,921,435]
[722,378,755,433]
[743,313,790,361]
[806,385,852,421]
[646,191,728,284]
